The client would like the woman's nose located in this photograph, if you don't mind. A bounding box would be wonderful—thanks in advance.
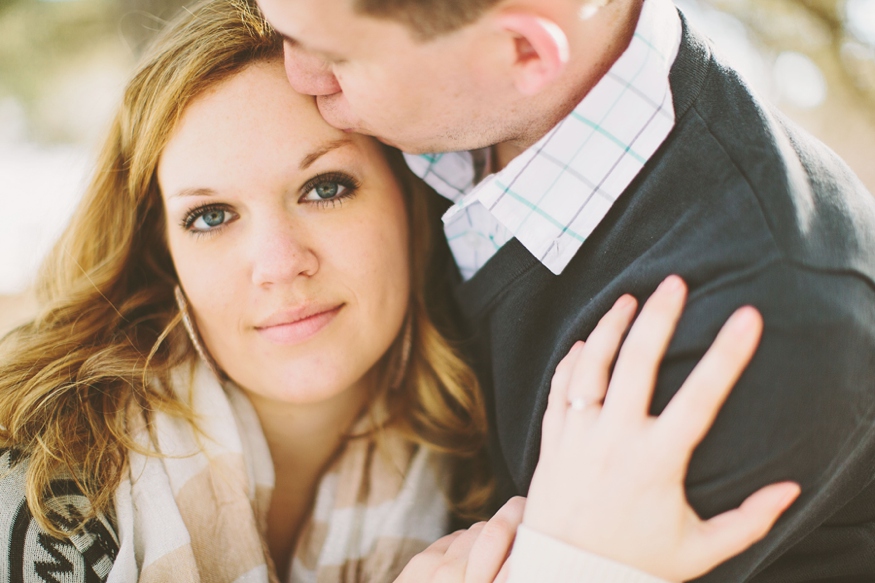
[250,225,319,287]
[283,41,342,96]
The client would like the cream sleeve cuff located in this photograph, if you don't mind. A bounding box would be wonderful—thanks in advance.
[507,525,672,583]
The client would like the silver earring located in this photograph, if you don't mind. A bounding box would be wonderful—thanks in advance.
[174,285,222,379]
[389,313,413,391]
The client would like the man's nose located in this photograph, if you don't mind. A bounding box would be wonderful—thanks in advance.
[283,41,342,96]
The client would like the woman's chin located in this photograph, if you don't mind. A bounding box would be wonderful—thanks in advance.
[223,362,361,407]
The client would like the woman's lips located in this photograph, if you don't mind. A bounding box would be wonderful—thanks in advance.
[256,305,342,345]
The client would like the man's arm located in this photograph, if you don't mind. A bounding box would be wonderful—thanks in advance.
[655,262,875,581]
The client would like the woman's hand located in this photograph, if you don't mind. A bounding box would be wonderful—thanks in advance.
[394,497,525,583]
[522,275,800,582]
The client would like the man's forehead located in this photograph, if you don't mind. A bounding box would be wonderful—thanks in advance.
[258,0,363,41]
[258,0,421,61]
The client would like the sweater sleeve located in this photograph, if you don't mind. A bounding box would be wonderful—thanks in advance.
[0,449,119,583]
[507,525,672,583]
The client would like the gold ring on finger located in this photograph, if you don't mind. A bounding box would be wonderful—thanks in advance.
[567,396,602,412]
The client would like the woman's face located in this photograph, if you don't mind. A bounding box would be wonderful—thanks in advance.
[158,59,410,406]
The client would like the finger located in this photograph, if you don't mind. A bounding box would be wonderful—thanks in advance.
[541,341,585,456]
[654,306,763,455]
[600,275,687,422]
[687,481,800,576]
[443,522,485,562]
[494,556,513,583]
[564,294,638,417]
[395,531,465,582]
[427,530,466,555]
[465,497,526,583]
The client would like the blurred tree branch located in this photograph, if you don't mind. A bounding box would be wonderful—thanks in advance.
[710,0,875,110]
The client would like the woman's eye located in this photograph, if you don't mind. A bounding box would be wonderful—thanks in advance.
[184,205,237,233]
[199,209,226,227]
[298,172,359,206]
[304,180,348,202]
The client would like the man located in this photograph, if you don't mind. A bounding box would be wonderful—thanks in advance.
[255,0,875,579]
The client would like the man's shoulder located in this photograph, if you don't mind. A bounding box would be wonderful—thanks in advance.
[653,20,875,284]
[0,447,119,583]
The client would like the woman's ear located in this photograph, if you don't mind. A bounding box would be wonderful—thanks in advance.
[493,11,570,96]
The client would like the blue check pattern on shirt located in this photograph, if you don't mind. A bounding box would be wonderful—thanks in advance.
[405,0,683,279]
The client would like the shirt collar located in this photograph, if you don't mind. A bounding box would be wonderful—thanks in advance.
[406,0,683,276]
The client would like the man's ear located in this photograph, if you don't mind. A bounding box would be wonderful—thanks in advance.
[493,11,570,96]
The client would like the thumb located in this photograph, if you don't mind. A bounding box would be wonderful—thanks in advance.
[494,557,512,583]
[464,497,526,583]
[690,482,800,574]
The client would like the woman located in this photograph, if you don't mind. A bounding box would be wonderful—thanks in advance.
[0,0,797,581]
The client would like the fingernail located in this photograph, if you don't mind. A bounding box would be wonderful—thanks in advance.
[614,294,635,311]
[659,274,684,294]
[779,483,801,509]
[728,306,760,333]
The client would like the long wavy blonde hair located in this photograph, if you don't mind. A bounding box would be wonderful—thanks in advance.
[0,0,489,538]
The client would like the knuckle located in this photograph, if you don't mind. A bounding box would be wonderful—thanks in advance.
[484,515,516,538]
[468,521,487,534]
[618,333,653,358]
[403,553,435,573]
[587,336,621,360]
[751,518,773,541]
[433,562,462,583]
[475,525,511,556]
[439,531,463,546]
[555,356,573,374]
[481,520,507,539]
[678,390,715,418]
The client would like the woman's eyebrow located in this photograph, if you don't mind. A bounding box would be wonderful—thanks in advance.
[300,138,354,170]
[170,187,217,199]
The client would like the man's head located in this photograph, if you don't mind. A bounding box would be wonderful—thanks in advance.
[256,0,638,154]
[355,0,502,40]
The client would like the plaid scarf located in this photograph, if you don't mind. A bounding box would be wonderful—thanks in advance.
[108,363,451,583]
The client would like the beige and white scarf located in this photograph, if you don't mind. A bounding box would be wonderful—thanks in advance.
[106,363,451,583]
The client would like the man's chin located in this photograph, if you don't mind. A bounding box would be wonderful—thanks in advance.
[373,135,400,148]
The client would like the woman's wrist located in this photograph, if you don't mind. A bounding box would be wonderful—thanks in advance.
[507,525,673,583]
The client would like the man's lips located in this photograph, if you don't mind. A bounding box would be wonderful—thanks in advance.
[255,304,343,345]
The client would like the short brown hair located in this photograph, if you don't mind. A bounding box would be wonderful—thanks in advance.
[354,0,501,39]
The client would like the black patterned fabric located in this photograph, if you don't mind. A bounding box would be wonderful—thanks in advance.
[0,450,119,583]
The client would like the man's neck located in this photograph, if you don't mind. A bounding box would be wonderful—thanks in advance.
[493,141,526,173]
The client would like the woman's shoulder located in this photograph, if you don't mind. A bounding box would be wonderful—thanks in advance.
[0,447,119,583]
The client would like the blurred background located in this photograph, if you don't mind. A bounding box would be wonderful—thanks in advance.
[1,0,874,334]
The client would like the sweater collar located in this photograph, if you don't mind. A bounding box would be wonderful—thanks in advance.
[405,0,683,277]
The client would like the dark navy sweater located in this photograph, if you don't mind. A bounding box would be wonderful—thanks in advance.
[453,15,875,582]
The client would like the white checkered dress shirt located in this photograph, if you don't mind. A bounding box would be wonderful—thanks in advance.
[405,0,683,279]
